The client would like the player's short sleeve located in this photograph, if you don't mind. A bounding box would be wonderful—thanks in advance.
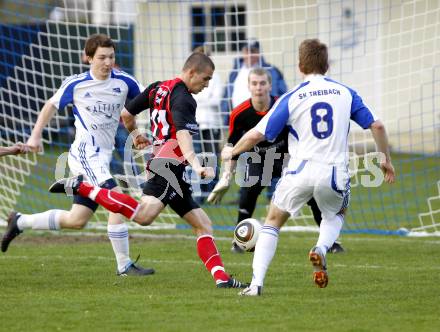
[122,74,144,100]
[126,81,159,116]
[49,75,79,110]
[255,94,290,142]
[170,84,199,134]
[49,87,67,110]
[349,90,377,129]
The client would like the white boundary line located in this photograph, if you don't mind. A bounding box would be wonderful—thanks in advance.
[1,220,440,240]
[1,255,440,271]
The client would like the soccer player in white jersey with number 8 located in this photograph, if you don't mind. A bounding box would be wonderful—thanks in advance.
[222,39,395,295]
[1,34,154,276]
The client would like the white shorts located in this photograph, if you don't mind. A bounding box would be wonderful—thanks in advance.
[68,144,113,186]
[272,159,350,220]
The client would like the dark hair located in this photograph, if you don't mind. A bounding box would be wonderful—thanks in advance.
[182,52,215,72]
[84,34,115,58]
[298,39,329,75]
[248,67,272,84]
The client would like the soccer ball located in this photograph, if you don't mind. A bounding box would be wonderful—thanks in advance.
[233,218,262,252]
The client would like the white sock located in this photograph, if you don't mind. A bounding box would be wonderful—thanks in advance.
[251,225,280,287]
[316,214,344,255]
[16,210,62,231]
[107,223,131,272]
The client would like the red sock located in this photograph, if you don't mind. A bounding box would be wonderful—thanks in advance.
[197,235,229,283]
[77,182,139,219]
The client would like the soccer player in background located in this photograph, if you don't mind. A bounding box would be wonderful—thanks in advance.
[1,34,154,276]
[49,52,247,289]
[208,68,344,254]
[0,143,31,157]
[221,39,395,295]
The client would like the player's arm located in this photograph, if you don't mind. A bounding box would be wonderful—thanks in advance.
[0,143,31,157]
[176,129,214,180]
[121,108,137,132]
[350,91,395,184]
[222,128,265,161]
[209,128,265,204]
[27,101,58,152]
[224,95,289,161]
[123,84,156,149]
[369,120,395,184]
[0,146,15,157]
[121,108,149,149]
[207,109,244,204]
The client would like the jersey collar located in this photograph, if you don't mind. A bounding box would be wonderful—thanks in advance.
[303,73,325,82]
[89,69,112,82]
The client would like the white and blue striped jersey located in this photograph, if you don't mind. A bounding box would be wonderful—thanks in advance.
[50,69,144,153]
[255,74,377,168]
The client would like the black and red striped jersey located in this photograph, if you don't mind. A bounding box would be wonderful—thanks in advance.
[228,96,288,156]
[126,77,199,163]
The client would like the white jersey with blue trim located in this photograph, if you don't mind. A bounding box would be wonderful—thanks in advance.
[49,69,144,153]
[255,74,377,168]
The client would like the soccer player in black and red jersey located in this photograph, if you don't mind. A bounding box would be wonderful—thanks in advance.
[49,52,247,289]
[208,68,344,253]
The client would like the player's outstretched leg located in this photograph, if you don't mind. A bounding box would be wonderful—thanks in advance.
[309,246,328,288]
[1,212,22,252]
[50,176,155,276]
[49,174,83,194]
[49,175,139,220]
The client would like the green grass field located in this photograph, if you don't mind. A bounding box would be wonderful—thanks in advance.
[0,230,439,332]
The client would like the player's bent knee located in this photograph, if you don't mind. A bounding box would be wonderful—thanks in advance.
[134,217,154,226]
[133,209,155,226]
[62,216,89,229]
[132,197,163,226]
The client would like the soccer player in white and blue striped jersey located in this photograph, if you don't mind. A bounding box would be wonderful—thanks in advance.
[1,34,153,276]
[222,39,395,295]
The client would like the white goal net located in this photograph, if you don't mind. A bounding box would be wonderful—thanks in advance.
[0,0,439,235]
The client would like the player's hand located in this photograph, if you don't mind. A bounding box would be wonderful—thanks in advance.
[197,166,215,180]
[26,136,43,152]
[13,142,32,154]
[221,145,233,162]
[133,134,150,150]
[207,171,233,204]
[381,161,395,184]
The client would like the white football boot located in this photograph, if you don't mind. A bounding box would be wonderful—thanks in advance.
[238,284,262,296]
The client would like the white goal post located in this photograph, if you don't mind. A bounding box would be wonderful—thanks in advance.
[0,0,438,235]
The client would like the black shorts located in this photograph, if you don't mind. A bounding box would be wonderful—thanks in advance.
[142,161,199,217]
[73,178,117,212]
[244,154,284,186]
